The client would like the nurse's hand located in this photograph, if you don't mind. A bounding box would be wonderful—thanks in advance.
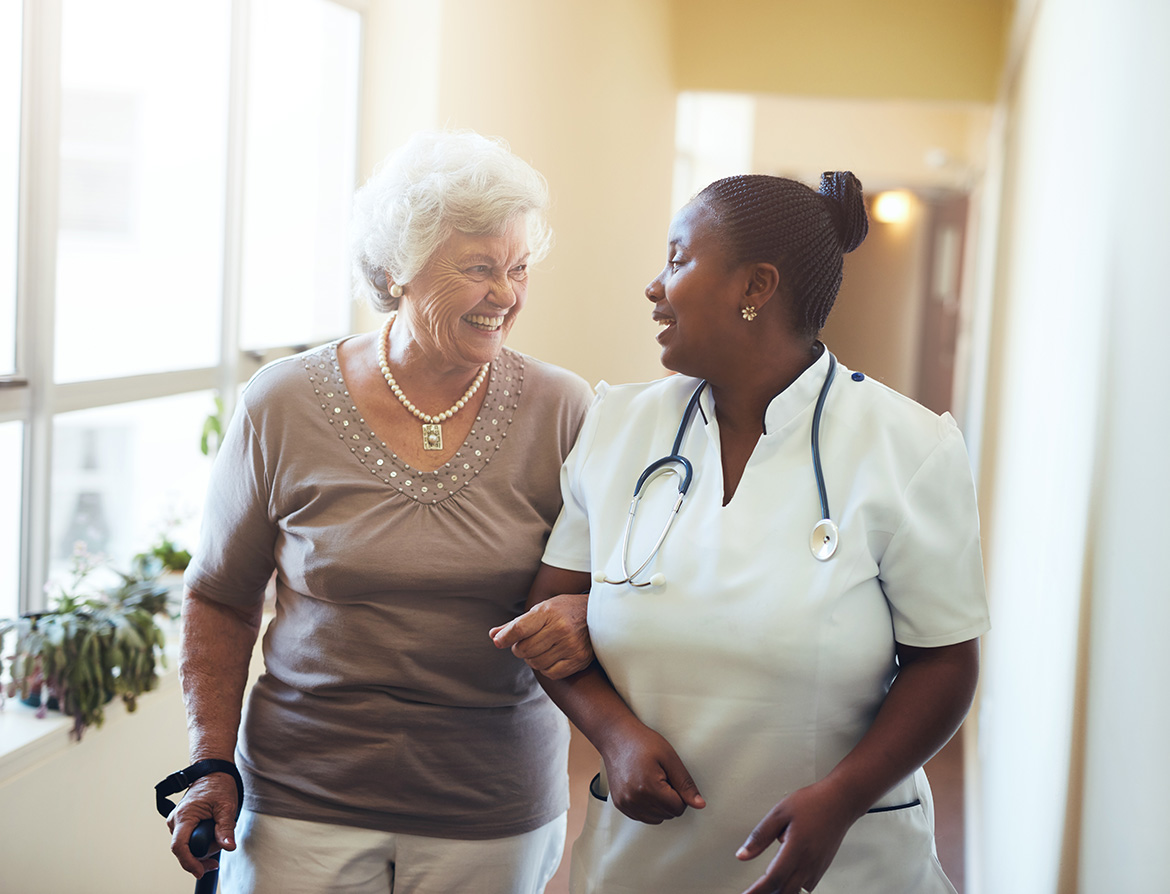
[734,779,856,894]
[489,593,593,679]
[600,721,706,824]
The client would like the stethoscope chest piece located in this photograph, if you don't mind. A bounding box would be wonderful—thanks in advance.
[810,518,839,561]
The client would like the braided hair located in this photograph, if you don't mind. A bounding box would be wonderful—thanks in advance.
[695,172,868,338]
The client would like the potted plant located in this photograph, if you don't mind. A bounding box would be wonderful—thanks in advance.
[200,395,225,457]
[131,512,195,613]
[2,542,171,740]
[133,531,191,576]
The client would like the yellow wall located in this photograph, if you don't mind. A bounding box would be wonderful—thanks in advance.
[358,0,678,389]
[671,0,1011,102]
[355,1,1004,389]
[751,96,992,189]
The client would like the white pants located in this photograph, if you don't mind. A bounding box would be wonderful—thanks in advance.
[220,809,567,894]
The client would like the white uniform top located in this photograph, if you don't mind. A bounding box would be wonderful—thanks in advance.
[543,350,989,894]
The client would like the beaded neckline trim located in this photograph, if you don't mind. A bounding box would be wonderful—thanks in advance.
[306,342,525,505]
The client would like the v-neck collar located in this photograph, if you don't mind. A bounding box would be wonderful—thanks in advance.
[304,342,525,505]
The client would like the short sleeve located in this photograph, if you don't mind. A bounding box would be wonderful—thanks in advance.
[540,383,609,573]
[183,397,278,607]
[879,423,990,647]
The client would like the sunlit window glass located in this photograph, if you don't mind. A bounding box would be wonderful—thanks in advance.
[0,0,21,376]
[54,0,231,383]
[238,0,360,351]
[48,392,216,590]
[0,422,22,622]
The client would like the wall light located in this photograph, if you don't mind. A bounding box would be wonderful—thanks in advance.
[872,190,912,224]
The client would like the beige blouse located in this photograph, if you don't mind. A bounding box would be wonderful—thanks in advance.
[185,341,593,839]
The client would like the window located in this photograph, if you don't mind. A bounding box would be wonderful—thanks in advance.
[240,0,360,351]
[55,0,233,383]
[0,422,21,621]
[4,0,364,617]
[0,0,20,377]
[49,392,216,589]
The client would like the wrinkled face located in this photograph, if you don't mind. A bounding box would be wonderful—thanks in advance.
[401,217,530,371]
[646,201,743,378]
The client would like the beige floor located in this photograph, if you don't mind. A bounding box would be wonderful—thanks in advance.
[547,724,966,894]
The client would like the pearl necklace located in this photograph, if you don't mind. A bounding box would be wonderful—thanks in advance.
[377,312,489,452]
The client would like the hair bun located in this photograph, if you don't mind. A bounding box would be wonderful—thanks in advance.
[819,171,868,253]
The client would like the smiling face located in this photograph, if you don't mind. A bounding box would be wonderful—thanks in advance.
[399,217,531,372]
[646,201,747,379]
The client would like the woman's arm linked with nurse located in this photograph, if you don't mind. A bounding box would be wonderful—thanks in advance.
[494,172,986,894]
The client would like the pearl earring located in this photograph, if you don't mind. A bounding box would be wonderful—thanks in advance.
[389,283,404,299]
[741,305,758,321]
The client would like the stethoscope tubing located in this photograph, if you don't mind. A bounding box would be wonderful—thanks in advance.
[597,384,706,588]
[597,352,838,588]
[811,353,837,523]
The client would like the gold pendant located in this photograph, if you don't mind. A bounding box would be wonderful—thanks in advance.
[422,423,443,451]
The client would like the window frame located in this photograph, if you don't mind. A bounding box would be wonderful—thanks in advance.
[4,0,366,615]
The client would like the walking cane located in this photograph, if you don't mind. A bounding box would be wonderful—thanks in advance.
[189,818,221,894]
[156,760,245,894]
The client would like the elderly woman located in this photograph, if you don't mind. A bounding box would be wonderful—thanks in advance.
[506,173,990,894]
[167,131,594,894]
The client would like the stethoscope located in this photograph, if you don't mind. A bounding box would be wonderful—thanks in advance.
[594,352,839,589]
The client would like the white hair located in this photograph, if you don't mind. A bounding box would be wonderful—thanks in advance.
[349,130,554,312]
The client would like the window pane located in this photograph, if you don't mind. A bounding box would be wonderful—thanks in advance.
[54,0,231,383]
[0,0,20,376]
[48,392,215,591]
[239,0,360,351]
[0,422,22,621]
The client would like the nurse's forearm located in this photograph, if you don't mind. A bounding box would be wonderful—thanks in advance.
[733,638,980,892]
[522,563,637,749]
[819,638,980,822]
[537,659,641,756]
[524,563,705,822]
[539,655,707,823]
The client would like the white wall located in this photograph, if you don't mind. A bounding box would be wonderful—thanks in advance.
[1074,0,1170,887]
[973,0,1170,890]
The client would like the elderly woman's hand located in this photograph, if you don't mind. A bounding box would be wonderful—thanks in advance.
[489,593,592,678]
[167,772,240,879]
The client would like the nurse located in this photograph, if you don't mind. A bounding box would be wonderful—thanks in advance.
[509,172,989,893]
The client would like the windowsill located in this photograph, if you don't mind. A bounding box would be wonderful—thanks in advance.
[0,620,182,784]
[0,609,271,786]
